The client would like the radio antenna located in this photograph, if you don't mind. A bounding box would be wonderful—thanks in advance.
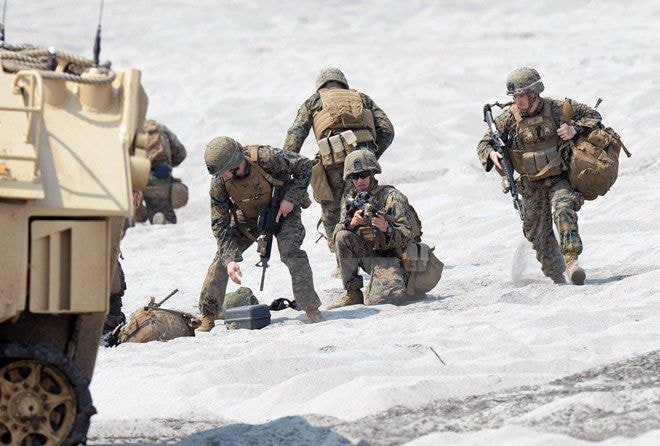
[1,0,8,47]
[92,0,104,65]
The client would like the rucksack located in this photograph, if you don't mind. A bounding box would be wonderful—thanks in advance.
[562,100,632,200]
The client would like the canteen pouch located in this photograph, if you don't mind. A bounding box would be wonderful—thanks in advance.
[311,158,334,203]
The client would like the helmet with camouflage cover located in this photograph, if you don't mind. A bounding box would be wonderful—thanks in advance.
[343,149,381,180]
[316,67,349,90]
[506,67,545,96]
[204,136,244,175]
[219,287,259,319]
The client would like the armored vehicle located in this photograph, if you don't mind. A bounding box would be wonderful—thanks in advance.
[0,44,151,445]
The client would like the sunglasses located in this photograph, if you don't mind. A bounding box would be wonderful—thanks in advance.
[348,171,371,180]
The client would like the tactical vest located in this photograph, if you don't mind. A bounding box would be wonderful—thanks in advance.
[312,88,377,144]
[508,99,564,180]
[224,146,284,220]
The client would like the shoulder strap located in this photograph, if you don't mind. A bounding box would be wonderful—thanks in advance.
[245,146,285,187]
[509,105,523,124]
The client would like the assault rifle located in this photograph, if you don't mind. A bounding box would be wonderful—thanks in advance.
[483,103,524,220]
[147,288,179,308]
[255,184,286,291]
[346,191,387,239]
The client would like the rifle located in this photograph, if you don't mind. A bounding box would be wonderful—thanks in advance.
[346,191,388,244]
[255,184,286,291]
[483,103,524,220]
[147,288,179,308]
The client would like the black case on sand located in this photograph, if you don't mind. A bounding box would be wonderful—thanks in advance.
[224,304,271,330]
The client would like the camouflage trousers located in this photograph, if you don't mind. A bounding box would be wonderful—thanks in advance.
[199,206,321,317]
[319,165,348,253]
[105,217,127,331]
[519,175,584,279]
[335,229,408,305]
[141,178,177,224]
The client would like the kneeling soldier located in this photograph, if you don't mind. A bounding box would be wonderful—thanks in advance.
[198,137,323,331]
[330,150,421,308]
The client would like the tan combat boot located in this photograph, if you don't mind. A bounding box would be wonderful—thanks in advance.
[305,308,325,323]
[197,315,215,332]
[331,267,342,279]
[565,254,586,285]
[327,290,364,310]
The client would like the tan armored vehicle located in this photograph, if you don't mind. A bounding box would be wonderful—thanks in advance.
[0,43,151,445]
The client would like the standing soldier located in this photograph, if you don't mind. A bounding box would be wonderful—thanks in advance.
[198,137,324,331]
[476,67,602,285]
[330,150,422,309]
[134,119,189,224]
[283,68,394,261]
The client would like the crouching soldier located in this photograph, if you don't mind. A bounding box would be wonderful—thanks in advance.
[134,119,189,224]
[329,150,439,309]
[198,137,324,331]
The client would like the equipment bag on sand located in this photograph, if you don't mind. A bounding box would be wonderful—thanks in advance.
[402,242,444,296]
[117,306,200,343]
[569,127,631,200]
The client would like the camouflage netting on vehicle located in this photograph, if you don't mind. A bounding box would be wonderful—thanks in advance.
[0,43,115,83]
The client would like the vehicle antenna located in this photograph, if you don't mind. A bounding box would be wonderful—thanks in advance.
[92,0,104,65]
[0,0,8,46]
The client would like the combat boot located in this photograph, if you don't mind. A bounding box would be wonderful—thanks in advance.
[551,274,567,284]
[565,254,586,285]
[197,315,215,332]
[327,290,364,310]
[331,267,342,279]
[305,308,325,323]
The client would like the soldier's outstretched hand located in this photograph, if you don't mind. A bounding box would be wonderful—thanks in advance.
[227,261,243,284]
[276,200,294,222]
[350,210,366,229]
[489,149,504,170]
[557,123,577,141]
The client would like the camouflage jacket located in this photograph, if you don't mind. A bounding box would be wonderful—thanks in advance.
[147,121,187,168]
[337,181,415,255]
[283,87,395,157]
[476,97,602,172]
[210,146,312,266]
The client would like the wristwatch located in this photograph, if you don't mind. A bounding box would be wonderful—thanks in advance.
[573,124,581,134]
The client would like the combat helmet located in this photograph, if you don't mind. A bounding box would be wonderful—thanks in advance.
[204,136,244,175]
[343,149,381,180]
[506,67,545,96]
[316,67,349,90]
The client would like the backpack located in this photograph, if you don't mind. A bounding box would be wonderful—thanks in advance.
[116,306,200,344]
[562,100,632,200]
[569,127,631,200]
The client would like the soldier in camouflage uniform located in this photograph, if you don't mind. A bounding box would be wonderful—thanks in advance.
[476,67,602,285]
[329,150,418,309]
[134,119,188,224]
[283,68,395,257]
[198,137,324,331]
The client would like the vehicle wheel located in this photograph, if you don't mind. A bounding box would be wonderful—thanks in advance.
[0,342,95,446]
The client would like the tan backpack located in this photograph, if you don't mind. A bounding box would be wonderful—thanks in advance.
[117,306,200,344]
[569,127,631,200]
[562,100,632,200]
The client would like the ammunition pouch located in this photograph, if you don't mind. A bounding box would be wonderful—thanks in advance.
[510,146,564,181]
[568,127,630,200]
[317,130,358,167]
[402,242,444,296]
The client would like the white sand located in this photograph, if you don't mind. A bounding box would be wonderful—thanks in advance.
[10,0,660,444]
